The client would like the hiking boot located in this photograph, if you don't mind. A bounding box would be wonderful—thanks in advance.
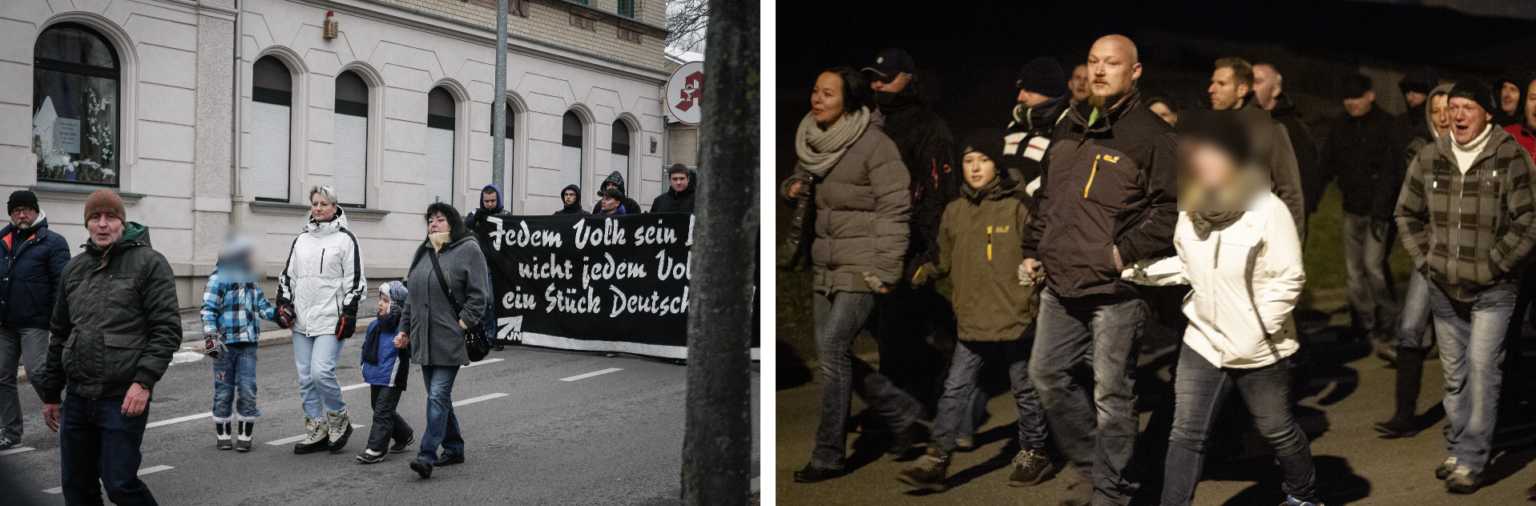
[888,421,930,456]
[1007,448,1055,487]
[1446,465,1480,493]
[389,434,415,453]
[792,463,842,483]
[896,447,950,492]
[215,421,233,450]
[1282,496,1325,506]
[235,420,254,452]
[436,453,465,467]
[1435,456,1458,480]
[411,458,434,479]
[325,410,354,453]
[294,416,329,454]
[356,449,385,464]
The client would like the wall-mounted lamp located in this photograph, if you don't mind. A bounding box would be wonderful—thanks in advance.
[650,137,658,153]
[323,11,339,39]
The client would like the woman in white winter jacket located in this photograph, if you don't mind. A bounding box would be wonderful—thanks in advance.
[276,185,367,454]
[1126,128,1320,506]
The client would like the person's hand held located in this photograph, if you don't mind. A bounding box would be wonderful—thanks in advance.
[1112,246,1124,272]
[44,403,60,432]
[394,332,409,349]
[121,383,150,417]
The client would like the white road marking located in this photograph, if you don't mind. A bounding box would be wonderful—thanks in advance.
[44,465,174,494]
[464,357,504,368]
[452,393,508,407]
[560,368,622,382]
[145,412,212,428]
[0,446,35,456]
[265,425,366,446]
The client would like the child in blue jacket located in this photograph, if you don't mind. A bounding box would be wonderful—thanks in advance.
[357,281,414,463]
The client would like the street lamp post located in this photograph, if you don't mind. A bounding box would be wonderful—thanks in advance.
[492,0,508,195]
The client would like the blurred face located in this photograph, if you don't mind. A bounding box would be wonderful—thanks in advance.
[811,72,846,129]
[1448,96,1491,145]
[1404,91,1426,109]
[1252,64,1280,109]
[563,189,578,205]
[669,172,690,192]
[481,190,498,209]
[1017,89,1049,107]
[1431,94,1452,134]
[427,212,450,235]
[1069,65,1090,102]
[1503,82,1521,114]
[1526,81,1536,129]
[601,196,619,212]
[1187,141,1238,195]
[962,152,997,189]
[1343,91,1374,118]
[1208,67,1248,110]
[1086,36,1141,104]
[9,207,37,229]
[87,213,123,248]
[870,72,910,94]
[1150,102,1178,127]
[310,193,336,222]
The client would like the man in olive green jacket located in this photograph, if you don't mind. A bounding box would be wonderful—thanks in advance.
[35,189,180,506]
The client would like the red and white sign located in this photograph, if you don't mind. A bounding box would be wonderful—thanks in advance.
[665,61,704,125]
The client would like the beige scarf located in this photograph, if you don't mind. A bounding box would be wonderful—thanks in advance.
[795,107,870,178]
[429,232,451,252]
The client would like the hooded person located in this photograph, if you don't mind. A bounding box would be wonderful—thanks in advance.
[1268,87,1326,218]
[464,184,509,230]
[1003,57,1071,201]
[650,164,698,213]
[356,281,415,463]
[1506,71,1536,162]
[463,184,509,351]
[554,184,588,215]
[591,171,643,214]
[1496,67,1532,129]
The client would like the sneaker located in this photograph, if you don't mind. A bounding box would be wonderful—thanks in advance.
[1282,496,1325,506]
[1373,415,1419,438]
[1446,465,1480,494]
[888,421,930,456]
[0,436,18,450]
[215,422,233,450]
[325,410,354,453]
[1435,456,1458,480]
[792,463,842,483]
[895,447,950,492]
[1007,448,1055,487]
[235,421,254,452]
[389,434,415,454]
[410,458,434,479]
[294,416,329,455]
[356,450,385,464]
[436,453,465,467]
[954,438,973,452]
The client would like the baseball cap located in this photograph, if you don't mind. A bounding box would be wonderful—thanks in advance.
[863,48,915,83]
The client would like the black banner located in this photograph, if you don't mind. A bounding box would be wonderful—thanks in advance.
[478,213,709,359]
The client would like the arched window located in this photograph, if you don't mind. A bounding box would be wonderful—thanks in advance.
[492,103,515,190]
[561,111,583,195]
[333,70,370,207]
[611,120,631,187]
[426,87,456,204]
[251,56,293,201]
[33,23,120,186]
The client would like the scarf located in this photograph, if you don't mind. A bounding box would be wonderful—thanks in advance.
[1189,211,1243,239]
[795,107,871,178]
[429,232,451,252]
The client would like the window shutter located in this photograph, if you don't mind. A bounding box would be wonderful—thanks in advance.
[250,101,290,201]
[504,137,515,193]
[333,113,368,206]
[561,145,583,193]
[426,126,454,204]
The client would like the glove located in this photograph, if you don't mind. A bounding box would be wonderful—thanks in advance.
[275,304,296,329]
[335,315,356,340]
[204,332,227,359]
[862,272,888,293]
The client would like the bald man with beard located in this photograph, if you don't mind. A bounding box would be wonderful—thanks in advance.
[1018,34,1177,506]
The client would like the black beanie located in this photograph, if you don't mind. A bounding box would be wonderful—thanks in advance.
[7,190,38,215]
[962,129,1008,170]
[1449,79,1495,116]
[1399,66,1438,96]
[1015,57,1067,98]
[1342,74,1374,99]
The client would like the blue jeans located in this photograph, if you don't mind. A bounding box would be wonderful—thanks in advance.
[1428,282,1515,472]
[933,336,1048,453]
[211,343,259,421]
[810,291,921,470]
[1030,288,1146,506]
[1343,213,1398,336]
[292,332,345,419]
[1162,351,1316,505]
[60,394,157,506]
[418,365,464,464]
[1398,269,1435,349]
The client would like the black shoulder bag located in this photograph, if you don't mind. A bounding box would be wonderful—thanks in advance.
[427,249,492,363]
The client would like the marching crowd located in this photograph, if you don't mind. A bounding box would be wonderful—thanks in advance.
[783,33,1536,506]
[0,162,699,504]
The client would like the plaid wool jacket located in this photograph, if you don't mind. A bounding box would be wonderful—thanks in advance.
[201,266,278,344]
[1396,127,1536,302]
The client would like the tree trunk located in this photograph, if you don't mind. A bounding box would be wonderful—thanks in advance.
[681,0,759,504]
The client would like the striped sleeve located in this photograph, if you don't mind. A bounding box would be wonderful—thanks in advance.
[200,271,223,335]
[1395,149,1432,274]
[1490,146,1536,274]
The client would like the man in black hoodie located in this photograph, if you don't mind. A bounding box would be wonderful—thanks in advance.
[1497,67,1531,129]
[554,185,586,215]
[1003,56,1071,203]
[1021,35,1177,506]
[650,164,697,213]
[1255,63,1327,219]
[591,171,643,214]
[1323,74,1404,352]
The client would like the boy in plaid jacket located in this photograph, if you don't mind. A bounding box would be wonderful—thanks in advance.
[201,237,277,451]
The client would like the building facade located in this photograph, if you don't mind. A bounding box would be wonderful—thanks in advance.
[2,0,671,309]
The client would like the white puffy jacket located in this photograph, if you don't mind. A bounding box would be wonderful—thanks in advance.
[1124,193,1305,368]
[277,209,367,337]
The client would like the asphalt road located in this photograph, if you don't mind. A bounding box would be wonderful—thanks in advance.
[1,339,760,505]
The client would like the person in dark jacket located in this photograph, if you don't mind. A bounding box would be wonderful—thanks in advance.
[1323,74,1404,352]
[555,184,587,215]
[1400,67,1440,144]
[597,189,629,215]
[0,190,70,450]
[397,202,490,479]
[1496,67,1531,129]
[1003,56,1071,201]
[591,171,642,214]
[1208,57,1306,236]
[37,189,180,506]
[1255,63,1327,220]
[1019,35,1177,506]
[1146,94,1179,127]
[1508,72,1536,162]
[464,184,509,351]
[651,164,697,213]
[463,184,509,230]
[356,281,414,464]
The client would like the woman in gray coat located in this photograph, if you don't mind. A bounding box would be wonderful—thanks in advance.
[783,67,921,483]
[395,202,489,479]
